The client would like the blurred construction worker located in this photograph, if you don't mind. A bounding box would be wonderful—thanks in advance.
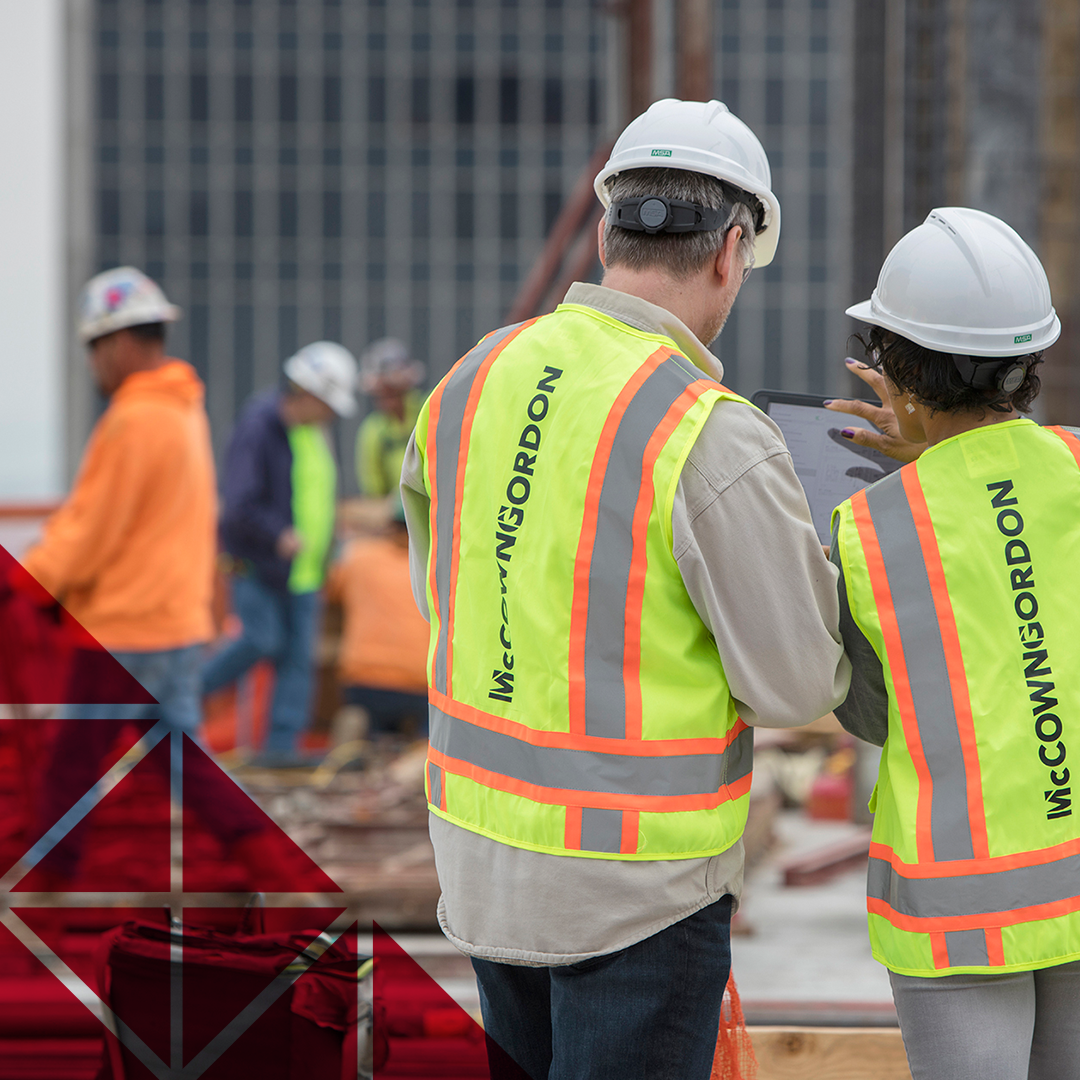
[326,500,429,745]
[23,267,215,724]
[355,337,425,497]
[402,99,850,1080]
[203,341,357,768]
[23,267,276,888]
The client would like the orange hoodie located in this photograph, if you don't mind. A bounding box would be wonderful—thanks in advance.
[22,360,216,651]
[326,534,429,694]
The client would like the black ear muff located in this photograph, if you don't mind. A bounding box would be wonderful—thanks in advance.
[951,354,1026,394]
[997,362,1026,395]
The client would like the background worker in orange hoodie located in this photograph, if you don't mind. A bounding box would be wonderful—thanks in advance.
[21,267,271,888]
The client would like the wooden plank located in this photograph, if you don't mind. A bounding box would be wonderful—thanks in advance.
[750,1027,911,1080]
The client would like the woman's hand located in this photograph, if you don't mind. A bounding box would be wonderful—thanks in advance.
[825,358,926,463]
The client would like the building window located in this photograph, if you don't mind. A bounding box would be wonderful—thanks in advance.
[323,76,341,123]
[455,77,475,125]
[322,191,341,237]
[543,189,561,232]
[765,79,783,125]
[279,75,298,122]
[456,191,473,239]
[279,191,298,237]
[146,73,165,121]
[368,192,386,238]
[190,191,210,236]
[499,192,517,239]
[146,191,166,236]
[190,73,209,122]
[543,79,562,125]
[99,73,120,120]
[235,190,254,237]
[368,76,386,122]
[810,79,827,125]
[101,190,121,235]
[499,76,518,124]
[412,76,430,124]
[234,75,253,122]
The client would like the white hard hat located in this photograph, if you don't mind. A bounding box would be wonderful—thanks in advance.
[78,266,181,344]
[359,337,426,393]
[594,99,782,267]
[283,341,359,418]
[847,208,1061,357]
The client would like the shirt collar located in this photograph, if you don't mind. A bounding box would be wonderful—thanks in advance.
[562,282,725,383]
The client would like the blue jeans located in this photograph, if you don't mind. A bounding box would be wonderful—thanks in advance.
[471,895,733,1080]
[201,574,320,754]
[40,645,264,880]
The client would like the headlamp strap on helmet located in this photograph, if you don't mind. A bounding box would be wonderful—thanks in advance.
[951,354,1027,394]
[610,195,725,235]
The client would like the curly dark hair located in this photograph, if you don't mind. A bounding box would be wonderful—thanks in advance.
[854,326,1043,416]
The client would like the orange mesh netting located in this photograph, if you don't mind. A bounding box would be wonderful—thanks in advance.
[710,971,757,1080]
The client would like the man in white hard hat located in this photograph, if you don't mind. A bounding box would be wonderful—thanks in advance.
[355,337,426,497]
[20,267,285,892]
[400,100,850,1078]
[203,341,358,768]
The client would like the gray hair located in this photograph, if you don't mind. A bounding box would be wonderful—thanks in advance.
[602,167,757,280]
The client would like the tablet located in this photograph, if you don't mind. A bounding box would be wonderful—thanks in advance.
[751,389,901,544]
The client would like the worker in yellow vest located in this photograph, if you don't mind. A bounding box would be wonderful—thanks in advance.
[401,99,851,1080]
[828,208,1080,1080]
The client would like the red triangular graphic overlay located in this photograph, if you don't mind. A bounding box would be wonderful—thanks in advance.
[181,736,341,894]
[0,542,155,705]
[10,906,168,1003]
[13,732,171,893]
[180,913,353,1077]
[374,922,533,1079]
[0,718,156,880]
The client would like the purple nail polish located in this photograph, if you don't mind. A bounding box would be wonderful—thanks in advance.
[844,357,858,365]
[840,428,855,439]
[823,399,834,405]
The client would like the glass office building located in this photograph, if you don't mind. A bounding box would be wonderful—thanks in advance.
[85,0,856,477]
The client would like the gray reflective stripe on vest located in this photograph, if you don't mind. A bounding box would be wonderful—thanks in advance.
[584,355,702,739]
[430,323,525,695]
[429,703,753,798]
[865,472,975,862]
[867,848,1080,919]
[427,762,442,807]
[945,928,988,966]
[581,807,624,853]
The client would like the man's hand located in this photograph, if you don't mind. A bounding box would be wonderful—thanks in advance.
[824,358,926,463]
[275,527,304,560]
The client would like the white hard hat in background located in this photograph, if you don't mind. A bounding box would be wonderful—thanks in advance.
[78,266,181,344]
[359,337,426,393]
[847,208,1061,356]
[283,341,359,418]
[594,99,782,267]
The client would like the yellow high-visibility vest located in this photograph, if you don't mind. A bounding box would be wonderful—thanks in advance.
[834,420,1080,976]
[414,303,753,860]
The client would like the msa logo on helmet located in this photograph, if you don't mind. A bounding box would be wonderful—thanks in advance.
[104,281,135,312]
[1014,333,1033,344]
[650,148,672,157]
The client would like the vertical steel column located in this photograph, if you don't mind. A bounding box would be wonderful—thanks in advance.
[675,0,711,102]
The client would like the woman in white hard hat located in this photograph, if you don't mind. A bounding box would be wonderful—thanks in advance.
[826,207,1080,1080]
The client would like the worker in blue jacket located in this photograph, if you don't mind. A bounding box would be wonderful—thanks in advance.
[203,342,357,767]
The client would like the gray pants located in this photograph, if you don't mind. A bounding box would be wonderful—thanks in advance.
[890,960,1080,1080]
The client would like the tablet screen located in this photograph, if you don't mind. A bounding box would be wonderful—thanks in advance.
[753,392,901,543]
